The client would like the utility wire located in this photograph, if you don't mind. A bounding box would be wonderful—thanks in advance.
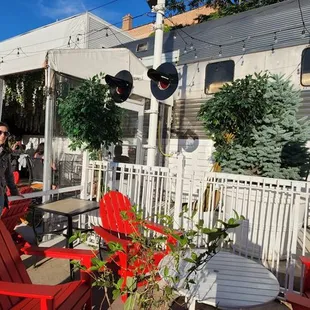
[88,0,119,12]
[298,0,310,35]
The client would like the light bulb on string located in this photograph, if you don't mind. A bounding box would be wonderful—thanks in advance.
[241,56,244,66]
[1,57,3,64]
[173,34,177,40]
[274,32,278,44]
[17,48,20,56]
[194,50,198,59]
[271,45,275,54]
[105,29,109,37]
[218,45,222,57]
[242,41,246,52]
[184,46,187,54]
[67,36,71,47]
[190,42,194,50]
[302,28,306,38]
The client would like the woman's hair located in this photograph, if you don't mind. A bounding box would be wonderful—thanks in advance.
[0,122,10,152]
[0,122,9,131]
[35,142,45,156]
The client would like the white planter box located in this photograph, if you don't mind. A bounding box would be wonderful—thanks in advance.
[224,186,306,260]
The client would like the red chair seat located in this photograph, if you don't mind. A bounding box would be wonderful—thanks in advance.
[11,281,90,310]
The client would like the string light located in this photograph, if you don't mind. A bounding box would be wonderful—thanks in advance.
[17,48,20,56]
[67,36,71,47]
[194,51,198,59]
[274,32,278,44]
[105,29,109,37]
[1,58,3,64]
[184,46,187,54]
[190,42,194,50]
[241,56,244,66]
[218,45,222,57]
[271,45,275,54]
[302,28,306,38]
[242,41,246,52]
[173,34,177,40]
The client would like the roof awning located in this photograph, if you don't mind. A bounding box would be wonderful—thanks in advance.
[0,48,151,99]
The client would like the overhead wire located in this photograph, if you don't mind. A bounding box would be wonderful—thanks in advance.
[298,0,310,35]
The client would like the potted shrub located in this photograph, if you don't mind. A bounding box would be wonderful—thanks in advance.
[198,72,310,259]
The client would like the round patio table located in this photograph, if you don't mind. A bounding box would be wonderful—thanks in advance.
[159,250,280,310]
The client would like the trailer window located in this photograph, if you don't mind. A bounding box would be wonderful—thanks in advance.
[205,60,235,94]
[301,48,310,86]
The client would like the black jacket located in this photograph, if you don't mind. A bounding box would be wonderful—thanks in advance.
[0,149,19,199]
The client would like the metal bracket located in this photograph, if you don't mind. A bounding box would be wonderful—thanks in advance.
[145,109,158,114]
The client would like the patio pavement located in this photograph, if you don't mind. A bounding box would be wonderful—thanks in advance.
[22,249,292,310]
[18,223,293,309]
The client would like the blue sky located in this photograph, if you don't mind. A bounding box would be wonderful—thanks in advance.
[0,0,153,41]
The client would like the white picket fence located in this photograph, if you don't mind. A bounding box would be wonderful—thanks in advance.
[81,156,310,294]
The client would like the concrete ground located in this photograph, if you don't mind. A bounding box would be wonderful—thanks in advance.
[22,249,292,310]
[18,224,293,310]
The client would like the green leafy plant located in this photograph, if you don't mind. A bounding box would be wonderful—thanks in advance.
[70,205,243,310]
[57,73,123,154]
[199,72,310,180]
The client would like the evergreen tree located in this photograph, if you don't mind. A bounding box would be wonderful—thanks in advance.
[199,73,310,180]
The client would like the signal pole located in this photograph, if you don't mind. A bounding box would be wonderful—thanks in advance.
[146,0,166,166]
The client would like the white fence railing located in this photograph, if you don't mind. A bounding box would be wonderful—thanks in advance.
[81,157,310,294]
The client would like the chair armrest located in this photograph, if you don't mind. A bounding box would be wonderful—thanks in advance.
[0,281,60,299]
[93,226,130,249]
[143,221,182,246]
[286,292,310,308]
[143,221,181,236]
[301,256,310,267]
[21,246,98,268]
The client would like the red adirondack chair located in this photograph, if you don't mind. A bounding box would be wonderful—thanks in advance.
[3,185,33,250]
[93,191,179,301]
[0,219,96,310]
[3,171,34,251]
[286,256,310,309]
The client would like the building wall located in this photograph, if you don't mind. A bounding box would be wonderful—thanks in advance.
[87,13,134,49]
[125,6,216,39]
[162,43,310,175]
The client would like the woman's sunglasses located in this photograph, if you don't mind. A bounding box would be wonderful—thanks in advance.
[0,130,10,137]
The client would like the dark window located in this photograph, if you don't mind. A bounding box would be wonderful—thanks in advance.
[301,48,310,86]
[205,60,235,94]
[136,43,148,52]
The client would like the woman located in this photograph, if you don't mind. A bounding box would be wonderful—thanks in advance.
[34,142,44,160]
[33,142,57,189]
[0,122,22,216]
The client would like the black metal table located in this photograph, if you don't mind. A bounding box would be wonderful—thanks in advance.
[32,198,99,278]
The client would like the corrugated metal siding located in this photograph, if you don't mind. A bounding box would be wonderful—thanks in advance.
[87,16,133,49]
[172,91,310,141]
[123,0,310,65]
[172,99,209,139]
[299,90,310,119]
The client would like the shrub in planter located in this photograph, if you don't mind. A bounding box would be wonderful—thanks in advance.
[58,73,123,156]
[198,72,310,259]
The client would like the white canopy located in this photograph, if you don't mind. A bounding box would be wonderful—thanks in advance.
[0,48,150,99]
[0,47,151,201]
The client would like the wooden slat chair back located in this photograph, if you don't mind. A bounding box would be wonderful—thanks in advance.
[0,219,32,309]
[94,191,179,302]
[0,219,94,310]
[3,186,33,233]
[99,190,138,237]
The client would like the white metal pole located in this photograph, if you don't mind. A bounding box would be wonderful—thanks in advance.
[80,150,89,200]
[0,78,5,121]
[43,65,54,203]
[146,0,166,167]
